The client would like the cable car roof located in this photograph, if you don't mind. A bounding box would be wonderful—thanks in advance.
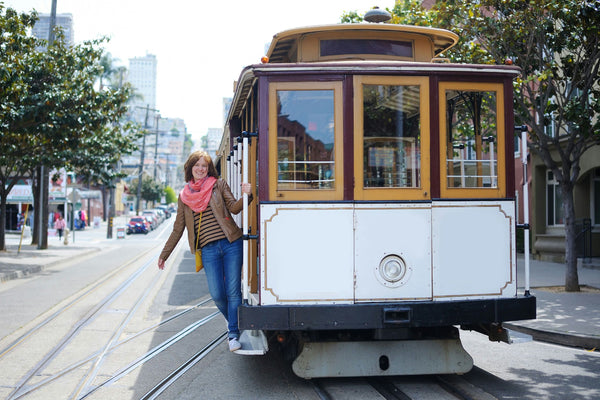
[266,24,459,63]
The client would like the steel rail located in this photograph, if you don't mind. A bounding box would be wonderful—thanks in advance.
[0,244,157,360]
[79,312,221,399]
[8,256,155,400]
[139,331,228,400]
[70,267,165,399]
[14,300,215,399]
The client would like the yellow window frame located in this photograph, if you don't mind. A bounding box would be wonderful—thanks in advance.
[268,81,344,201]
[353,75,430,201]
[439,82,506,198]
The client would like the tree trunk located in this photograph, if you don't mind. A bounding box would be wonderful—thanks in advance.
[39,166,49,249]
[0,192,7,251]
[31,168,40,246]
[101,186,108,222]
[563,184,580,292]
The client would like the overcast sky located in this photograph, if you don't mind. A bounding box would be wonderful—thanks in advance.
[3,0,394,143]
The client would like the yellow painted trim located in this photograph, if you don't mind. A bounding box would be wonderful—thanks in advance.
[438,82,506,198]
[353,76,431,201]
[268,81,344,201]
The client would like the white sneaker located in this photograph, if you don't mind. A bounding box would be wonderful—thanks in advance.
[228,338,241,352]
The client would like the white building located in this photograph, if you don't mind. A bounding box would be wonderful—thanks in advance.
[206,128,222,160]
[128,54,157,114]
[32,13,74,46]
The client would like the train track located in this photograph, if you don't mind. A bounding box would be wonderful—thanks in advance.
[311,373,498,400]
[1,239,223,400]
[137,331,228,400]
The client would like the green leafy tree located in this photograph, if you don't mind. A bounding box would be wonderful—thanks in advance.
[0,6,41,250]
[0,6,142,250]
[375,0,600,291]
[129,176,163,205]
[164,186,177,204]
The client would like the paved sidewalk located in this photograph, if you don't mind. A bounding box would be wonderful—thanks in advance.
[0,216,130,282]
[1,226,599,350]
[508,254,600,349]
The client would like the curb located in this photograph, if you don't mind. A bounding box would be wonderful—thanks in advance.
[0,247,101,284]
[0,264,45,283]
[505,323,600,350]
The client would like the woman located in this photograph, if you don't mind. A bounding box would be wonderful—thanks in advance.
[55,215,66,240]
[158,150,252,352]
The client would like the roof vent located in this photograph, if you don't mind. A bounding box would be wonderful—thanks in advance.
[364,7,392,23]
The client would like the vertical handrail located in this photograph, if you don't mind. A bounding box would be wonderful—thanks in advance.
[242,136,249,302]
[232,146,240,226]
[521,130,531,296]
[489,140,496,187]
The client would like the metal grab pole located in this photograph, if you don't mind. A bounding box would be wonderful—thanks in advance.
[242,137,249,302]
[522,130,531,296]
[233,146,240,226]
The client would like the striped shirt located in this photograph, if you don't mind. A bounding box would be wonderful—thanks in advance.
[194,205,225,249]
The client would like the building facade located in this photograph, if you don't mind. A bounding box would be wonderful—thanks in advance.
[529,146,600,262]
[128,54,157,112]
[31,13,74,45]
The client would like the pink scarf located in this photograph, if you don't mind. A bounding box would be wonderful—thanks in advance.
[179,176,217,212]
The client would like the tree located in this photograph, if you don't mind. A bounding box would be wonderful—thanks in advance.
[129,176,163,206]
[0,6,142,250]
[0,6,41,250]
[436,0,599,292]
[164,186,177,204]
[370,0,600,292]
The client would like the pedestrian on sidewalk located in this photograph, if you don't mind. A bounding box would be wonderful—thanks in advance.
[157,150,253,352]
[55,215,66,240]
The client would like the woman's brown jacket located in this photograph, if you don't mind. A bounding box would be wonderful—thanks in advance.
[159,179,252,262]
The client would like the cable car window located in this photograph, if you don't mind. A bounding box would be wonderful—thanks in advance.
[276,90,335,190]
[439,81,506,198]
[362,84,421,189]
[269,81,343,201]
[445,89,498,189]
[320,39,412,58]
[353,76,430,201]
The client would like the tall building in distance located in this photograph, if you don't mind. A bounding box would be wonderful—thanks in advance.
[222,97,232,126]
[31,13,74,46]
[128,54,157,112]
[206,128,222,160]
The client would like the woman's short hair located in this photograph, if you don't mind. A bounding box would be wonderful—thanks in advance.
[183,151,219,182]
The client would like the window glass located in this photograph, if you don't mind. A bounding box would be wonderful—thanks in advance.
[445,90,498,188]
[321,39,412,58]
[276,90,335,190]
[362,84,421,188]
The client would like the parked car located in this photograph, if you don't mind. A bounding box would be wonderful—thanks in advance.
[142,210,159,229]
[156,205,171,218]
[152,208,166,223]
[126,217,150,234]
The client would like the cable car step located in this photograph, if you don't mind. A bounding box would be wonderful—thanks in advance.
[233,330,268,355]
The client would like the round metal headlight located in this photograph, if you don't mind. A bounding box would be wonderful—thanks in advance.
[376,255,410,287]
[381,258,405,282]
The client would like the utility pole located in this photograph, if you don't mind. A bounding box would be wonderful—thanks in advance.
[38,0,57,249]
[153,114,160,180]
[135,105,159,215]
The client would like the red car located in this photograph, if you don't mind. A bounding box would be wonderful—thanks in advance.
[126,216,150,234]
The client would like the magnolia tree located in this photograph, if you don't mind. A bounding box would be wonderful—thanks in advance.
[345,0,600,291]
[0,5,141,250]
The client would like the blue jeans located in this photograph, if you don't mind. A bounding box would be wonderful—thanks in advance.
[201,237,242,340]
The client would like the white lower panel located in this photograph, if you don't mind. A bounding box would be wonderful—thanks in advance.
[354,204,432,301]
[292,339,473,378]
[260,204,354,305]
[432,201,516,298]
